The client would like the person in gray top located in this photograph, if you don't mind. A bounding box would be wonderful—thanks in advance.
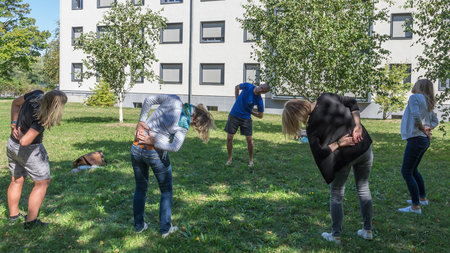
[398,79,438,214]
[130,94,215,237]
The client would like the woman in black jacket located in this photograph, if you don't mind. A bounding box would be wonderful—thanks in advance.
[282,93,373,244]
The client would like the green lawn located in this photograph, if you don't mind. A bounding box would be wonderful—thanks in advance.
[0,99,449,252]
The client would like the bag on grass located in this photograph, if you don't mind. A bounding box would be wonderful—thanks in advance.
[73,150,106,168]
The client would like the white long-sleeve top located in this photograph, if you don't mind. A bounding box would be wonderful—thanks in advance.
[401,94,438,140]
[139,94,188,152]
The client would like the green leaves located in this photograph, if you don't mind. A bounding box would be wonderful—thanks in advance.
[240,0,390,100]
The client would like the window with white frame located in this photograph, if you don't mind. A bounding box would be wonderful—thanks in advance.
[72,27,83,46]
[98,0,116,8]
[160,64,182,84]
[201,21,225,43]
[161,23,182,43]
[244,64,260,84]
[161,0,183,4]
[390,64,412,84]
[391,13,413,39]
[72,63,83,81]
[72,0,83,10]
[438,79,450,91]
[97,26,107,38]
[200,64,224,85]
[133,0,144,6]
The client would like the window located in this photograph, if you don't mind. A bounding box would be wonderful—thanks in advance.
[161,0,183,4]
[72,0,83,10]
[390,64,412,84]
[160,64,182,84]
[97,26,107,38]
[438,79,450,91]
[72,63,83,82]
[244,29,256,42]
[200,64,224,85]
[72,27,83,46]
[133,0,144,6]
[391,14,412,39]
[201,21,225,43]
[207,106,218,111]
[244,64,260,84]
[132,68,144,83]
[133,102,143,108]
[161,23,182,43]
[98,0,116,8]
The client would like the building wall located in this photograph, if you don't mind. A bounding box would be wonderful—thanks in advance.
[60,0,449,119]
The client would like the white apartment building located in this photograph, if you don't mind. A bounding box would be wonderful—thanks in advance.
[60,0,449,118]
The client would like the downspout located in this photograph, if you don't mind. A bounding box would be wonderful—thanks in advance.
[188,0,193,104]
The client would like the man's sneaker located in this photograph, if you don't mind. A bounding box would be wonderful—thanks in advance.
[357,229,373,240]
[406,199,428,205]
[398,206,422,214]
[24,219,49,230]
[135,222,148,233]
[9,213,26,223]
[321,232,341,245]
[161,225,178,238]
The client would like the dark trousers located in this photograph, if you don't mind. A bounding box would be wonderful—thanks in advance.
[131,145,172,234]
[401,136,429,206]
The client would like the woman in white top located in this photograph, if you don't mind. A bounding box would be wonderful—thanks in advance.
[398,79,438,214]
[131,94,215,237]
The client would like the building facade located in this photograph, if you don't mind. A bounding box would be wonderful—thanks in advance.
[60,0,449,118]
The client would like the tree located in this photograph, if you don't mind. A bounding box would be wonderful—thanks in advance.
[374,64,412,120]
[0,0,50,80]
[406,0,449,130]
[240,0,390,101]
[85,80,116,107]
[42,21,60,90]
[75,1,166,122]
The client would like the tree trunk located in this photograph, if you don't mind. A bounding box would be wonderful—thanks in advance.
[118,92,124,123]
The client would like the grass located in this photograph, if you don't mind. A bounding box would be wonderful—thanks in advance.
[0,99,449,252]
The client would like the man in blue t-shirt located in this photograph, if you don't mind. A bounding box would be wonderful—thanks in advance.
[224,82,270,167]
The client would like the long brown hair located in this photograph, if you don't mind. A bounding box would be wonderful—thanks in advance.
[191,104,216,143]
[282,99,312,136]
[411,79,435,111]
[35,90,68,130]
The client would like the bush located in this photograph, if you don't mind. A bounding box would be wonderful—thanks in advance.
[85,81,116,107]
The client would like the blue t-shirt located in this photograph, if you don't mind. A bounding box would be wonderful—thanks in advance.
[230,83,264,119]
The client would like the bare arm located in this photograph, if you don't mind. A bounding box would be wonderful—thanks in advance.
[251,109,263,119]
[328,134,355,153]
[18,127,40,146]
[235,85,240,100]
[351,110,363,143]
[10,95,25,139]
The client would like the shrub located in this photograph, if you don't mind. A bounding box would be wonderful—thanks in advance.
[85,81,116,107]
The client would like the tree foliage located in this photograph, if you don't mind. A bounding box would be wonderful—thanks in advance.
[85,80,116,107]
[0,0,50,79]
[374,64,412,120]
[240,0,391,101]
[42,22,59,89]
[74,1,166,122]
[406,0,449,129]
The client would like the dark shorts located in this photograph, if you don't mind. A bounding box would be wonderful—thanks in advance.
[224,114,253,136]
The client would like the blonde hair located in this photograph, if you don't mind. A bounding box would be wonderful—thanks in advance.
[191,104,216,143]
[35,90,68,130]
[282,99,312,136]
[411,79,435,111]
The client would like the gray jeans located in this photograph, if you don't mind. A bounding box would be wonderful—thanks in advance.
[330,147,373,237]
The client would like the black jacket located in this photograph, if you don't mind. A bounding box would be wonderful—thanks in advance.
[306,93,372,184]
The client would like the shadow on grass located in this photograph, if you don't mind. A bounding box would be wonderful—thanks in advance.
[64,116,118,124]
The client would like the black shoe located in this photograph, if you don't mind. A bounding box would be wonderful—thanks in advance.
[9,213,26,223]
[24,219,49,230]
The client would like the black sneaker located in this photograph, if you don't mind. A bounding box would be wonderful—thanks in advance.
[9,213,26,223]
[24,219,50,230]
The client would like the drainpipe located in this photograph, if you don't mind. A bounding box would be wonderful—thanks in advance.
[188,0,193,104]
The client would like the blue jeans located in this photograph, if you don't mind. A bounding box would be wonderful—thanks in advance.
[401,136,429,206]
[130,145,172,234]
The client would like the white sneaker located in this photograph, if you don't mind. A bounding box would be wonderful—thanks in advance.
[161,225,178,238]
[357,229,373,240]
[135,222,148,233]
[321,232,341,245]
[398,206,422,214]
[406,199,428,205]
